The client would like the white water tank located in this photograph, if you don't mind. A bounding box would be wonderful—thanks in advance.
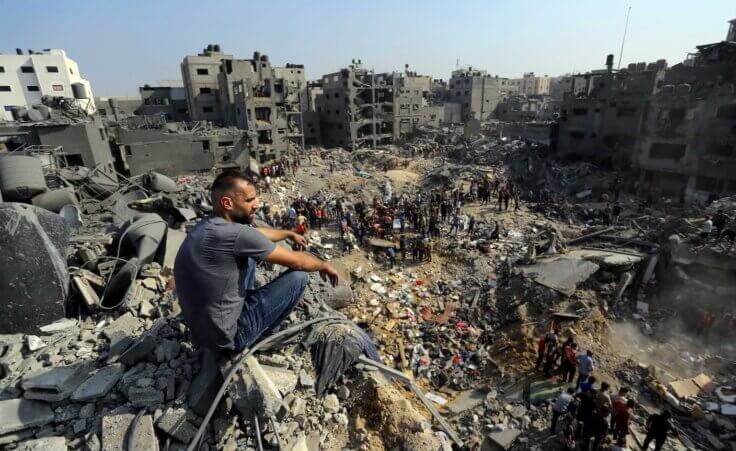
[0,154,47,201]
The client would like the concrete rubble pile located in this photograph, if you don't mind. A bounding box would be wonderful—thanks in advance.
[0,156,466,451]
[1,122,736,450]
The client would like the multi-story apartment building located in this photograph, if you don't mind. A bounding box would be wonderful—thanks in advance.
[556,19,736,201]
[181,44,232,123]
[0,48,96,121]
[226,53,306,163]
[447,67,513,121]
[635,37,736,202]
[139,84,189,121]
[557,55,667,166]
[316,61,395,149]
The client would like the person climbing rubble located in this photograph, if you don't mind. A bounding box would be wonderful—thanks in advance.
[174,170,339,354]
[642,411,678,451]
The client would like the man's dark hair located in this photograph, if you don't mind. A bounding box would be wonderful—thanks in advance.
[211,170,255,202]
[601,382,610,391]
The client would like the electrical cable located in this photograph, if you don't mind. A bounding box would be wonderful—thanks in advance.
[185,315,342,451]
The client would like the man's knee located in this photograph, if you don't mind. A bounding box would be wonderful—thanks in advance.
[290,270,309,291]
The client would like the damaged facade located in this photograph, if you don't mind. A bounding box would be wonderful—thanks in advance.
[555,19,736,201]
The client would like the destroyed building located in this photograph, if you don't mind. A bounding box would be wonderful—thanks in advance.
[138,84,189,121]
[94,96,143,122]
[634,40,736,202]
[113,125,245,176]
[557,54,667,167]
[225,52,306,164]
[316,61,396,149]
[448,66,514,122]
[0,48,96,121]
[556,19,736,201]
[180,44,232,124]
[0,115,117,182]
[315,62,456,149]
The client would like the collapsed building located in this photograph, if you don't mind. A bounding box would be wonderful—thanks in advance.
[555,19,736,202]
[181,46,307,165]
[447,66,516,122]
[316,61,458,150]
[0,48,96,121]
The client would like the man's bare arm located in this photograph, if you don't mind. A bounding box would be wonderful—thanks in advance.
[264,246,339,286]
[257,227,301,243]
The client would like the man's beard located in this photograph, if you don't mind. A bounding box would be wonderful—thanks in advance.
[232,210,254,224]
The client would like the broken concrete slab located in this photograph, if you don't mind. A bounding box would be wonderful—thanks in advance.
[446,389,486,415]
[101,412,159,451]
[0,203,70,334]
[126,386,164,408]
[262,364,298,395]
[73,275,100,310]
[71,363,124,401]
[14,436,67,451]
[231,356,284,420]
[0,398,55,435]
[22,361,94,402]
[155,407,197,443]
[519,257,599,296]
[39,319,78,334]
[529,379,566,404]
[119,334,158,366]
[481,428,521,451]
[102,313,142,341]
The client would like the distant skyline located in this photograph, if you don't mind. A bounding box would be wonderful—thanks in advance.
[1,0,734,96]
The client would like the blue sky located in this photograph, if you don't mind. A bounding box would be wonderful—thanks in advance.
[1,0,734,96]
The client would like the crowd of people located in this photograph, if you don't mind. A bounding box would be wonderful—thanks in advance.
[253,153,523,267]
[537,328,677,450]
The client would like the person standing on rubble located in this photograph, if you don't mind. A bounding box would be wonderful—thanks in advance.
[560,340,578,383]
[551,387,575,434]
[701,215,713,240]
[642,411,677,451]
[611,399,635,444]
[174,170,339,355]
[576,350,595,389]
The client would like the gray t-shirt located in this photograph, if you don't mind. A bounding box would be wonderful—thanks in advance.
[174,216,276,351]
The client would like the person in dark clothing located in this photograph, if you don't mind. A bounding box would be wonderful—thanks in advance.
[642,411,676,451]
[582,406,610,451]
[399,235,408,261]
[575,388,598,439]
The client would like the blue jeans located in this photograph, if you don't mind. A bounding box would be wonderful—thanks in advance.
[233,265,309,352]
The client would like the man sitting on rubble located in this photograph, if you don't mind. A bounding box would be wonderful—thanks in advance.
[174,170,340,354]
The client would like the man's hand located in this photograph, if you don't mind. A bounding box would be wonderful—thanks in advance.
[319,262,339,287]
[290,232,308,248]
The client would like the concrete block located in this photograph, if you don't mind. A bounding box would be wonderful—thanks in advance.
[231,356,283,420]
[261,364,298,395]
[102,413,159,451]
[102,314,141,341]
[481,428,521,451]
[155,407,197,443]
[21,362,94,402]
[39,319,78,334]
[71,363,124,402]
[15,436,66,451]
[127,386,164,408]
[119,334,158,366]
[446,389,486,414]
[0,398,55,435]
